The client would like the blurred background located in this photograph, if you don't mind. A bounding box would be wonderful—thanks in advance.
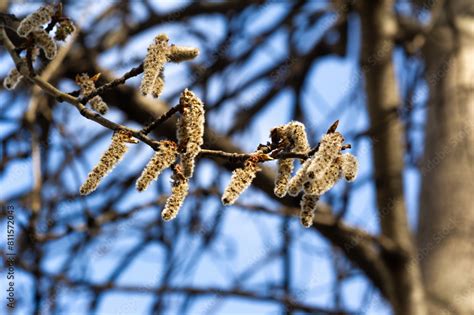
[1,1,472,314]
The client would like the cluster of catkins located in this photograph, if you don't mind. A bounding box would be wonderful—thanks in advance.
[220,121,358,228]
[79,89,205,221]
[3,5,75,90]
[140,34,199,98]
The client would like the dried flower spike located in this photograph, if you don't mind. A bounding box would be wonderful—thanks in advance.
[75,73,109,114]
[140,34,169,98]
[161,165,189,221]
[3,68,23,90]
[33,29,57,60]
[222,157,261,205]
[80,130,133,195]
[17,5,54,37]
[136,141,178,192]
[341,153,358,182]
[168,45,199,63]
[274,158,293,198]
[300,194,319,228]
[178,89,205,178]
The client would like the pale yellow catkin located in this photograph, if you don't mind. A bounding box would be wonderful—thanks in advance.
[79,131,131,195]
[168,45,199,63]
[33,29,57,60]
[287,158,312,197]
[17,5,54,37]
[75,73,109,114]
[179,89,205,178]
[222,159,261,205]
[300,194,319,228]
[341,153,358,182]
[3,68,23,90]
[303,155,342,196]
[274,158,293,198]
[161,171,189,221]
[140,34,169,98]
[306,132,344,180]
[136,141,178,192]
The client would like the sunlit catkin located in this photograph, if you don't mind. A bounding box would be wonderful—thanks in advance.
[341,153,358,182]
[75,73,109,114]
[222,158,261,205]
[306,132,344,180]
[3,68,23,90]
[287,158,311,197]
[17,5,54,37]
[80,131,131,195]
[33,29,57,60]
[161,167,189,221]
[179,89,205,178]
[304,156,342,196]
[286,121,310,154]
[140,34,169,98]
[274,158,293,198]
[168,45,199,63]
[55,19,75,41]
[300,194,319,228]
[136,141,178,192]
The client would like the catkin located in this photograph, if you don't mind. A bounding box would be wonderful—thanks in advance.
[136,141,178,192]
[222,158,261,205]
[274,158,293,198]
[168,45,199,63]
[286,121,310,154]
[17,5,54,37]
[341,153,358,182]
[140,34,169,98]
[304,156,342,196]
[75,73,109,114]
[161,168,189,221]
[178,89,205,178]
[80,131,131,195]
[287,158,311,197]
[3,68,23,90]
[306,132,343,180]
[300,194,319,228]
[32,29,57,60]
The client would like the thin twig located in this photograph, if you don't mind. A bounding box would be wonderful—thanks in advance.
[141,102,182,135]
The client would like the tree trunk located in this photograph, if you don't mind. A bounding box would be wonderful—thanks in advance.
[418,1,474,314]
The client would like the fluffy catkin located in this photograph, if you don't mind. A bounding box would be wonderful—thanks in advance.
[287,158,311,197]
[274,158,293,198]
[179,89,205,178]
[304,155,342,196]
[3,68,23,90]
[17,5,54,37]
[161,168,189,221]
[140,34,169,98]
[136,141,178,192]
[168,45,199,63]
[300,194,319,228]
[341,153,358,182]
[222,159,261,205]
[80,131,131,195]
[306,132,344,180]
[286,121,310,154]
[75,73,108,114]
[33,29,57,60]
